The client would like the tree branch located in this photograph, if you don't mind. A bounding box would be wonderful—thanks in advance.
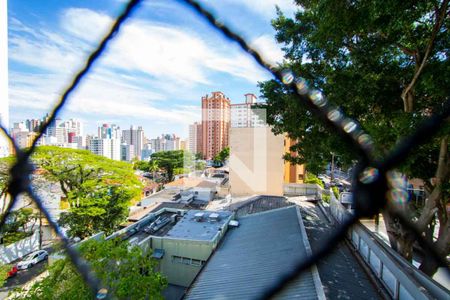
[401,0,449,112]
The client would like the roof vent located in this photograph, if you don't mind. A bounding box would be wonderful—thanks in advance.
[209,212,220,222]
[194,212,205,222]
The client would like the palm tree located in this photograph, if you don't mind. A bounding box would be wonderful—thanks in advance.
[148,159,159,181]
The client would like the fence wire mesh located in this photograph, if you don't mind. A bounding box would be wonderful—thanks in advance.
[0,0,449,299]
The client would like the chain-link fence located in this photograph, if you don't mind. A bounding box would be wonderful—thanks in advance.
[1,0,449,299]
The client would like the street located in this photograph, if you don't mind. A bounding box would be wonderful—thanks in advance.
[0,246,54,299]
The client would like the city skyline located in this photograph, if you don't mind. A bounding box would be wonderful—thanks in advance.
[7,0,295,139]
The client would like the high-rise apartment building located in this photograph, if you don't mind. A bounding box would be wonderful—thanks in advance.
[201,92,230,159]
[88,137,121,161]
[121,143,135,161]
[25,119,41,132]
[98,123,120,140]
[65,119,83,137]
[230,93,265,128]
[149,134,181,153]
[122,126,144,160]
[188,122,202,155]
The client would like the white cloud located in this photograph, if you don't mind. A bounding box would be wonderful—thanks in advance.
[8,6,276,134]
[221,0,297,18]
[251,34,285,65]
[60,8,113,43]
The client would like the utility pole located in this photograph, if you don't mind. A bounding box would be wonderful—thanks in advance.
[39,210,43,249]
[331,153,335,182]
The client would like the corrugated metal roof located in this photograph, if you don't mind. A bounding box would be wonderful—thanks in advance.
[185,206,324,300]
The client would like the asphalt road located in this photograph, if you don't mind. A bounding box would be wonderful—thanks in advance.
[0,246,54,298]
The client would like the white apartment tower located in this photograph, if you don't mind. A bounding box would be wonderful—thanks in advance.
[231,93,265,128]
[88,138,121,161]
[122,126,144,160]
[188,122,202,154]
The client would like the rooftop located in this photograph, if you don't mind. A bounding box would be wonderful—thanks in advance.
[185,206,325,300]
[142,189,180,202]
[165,210,232,241]
[128,202,186,222]
[165,178,218,189]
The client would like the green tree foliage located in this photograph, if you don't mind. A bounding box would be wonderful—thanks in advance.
[0,208,37,245]
[259,0,449,275]
[31,147,142,238]
[0,156,16,213]
[213,147,230,165]
[151,150,193,182]
[134,160,160,180]
[12,238,167,299]
[195,161,207,170]
[0,264,12,287]
[304,173,324,189]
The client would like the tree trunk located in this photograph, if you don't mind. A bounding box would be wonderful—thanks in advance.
[419,217,450,276]
[382,209,415,261]
[383,137,449,275]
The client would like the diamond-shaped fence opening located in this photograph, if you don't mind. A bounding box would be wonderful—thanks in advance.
[0,0,449,299]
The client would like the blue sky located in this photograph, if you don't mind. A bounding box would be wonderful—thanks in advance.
[8,0,297,138]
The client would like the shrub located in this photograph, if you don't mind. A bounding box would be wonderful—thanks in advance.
[332,186,339,199]
[304,173,324,188]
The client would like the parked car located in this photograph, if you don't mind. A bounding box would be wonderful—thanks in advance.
[7,266,18,278]
[17,250,48,270]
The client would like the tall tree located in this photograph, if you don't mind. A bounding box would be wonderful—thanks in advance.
[11,238,167,299]
[213,147,230,165]
[259,0,449,275]
[31,147,142,238]
[151,150,193,182]
[148,159,159,180]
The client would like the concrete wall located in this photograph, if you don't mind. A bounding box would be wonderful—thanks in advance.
[150,237,214,287]
[229,127,284,196]
[284,183,323,197]
[0,231,39,264]
[147,215,231,287]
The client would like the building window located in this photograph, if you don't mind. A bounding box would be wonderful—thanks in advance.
[172,255,204,267]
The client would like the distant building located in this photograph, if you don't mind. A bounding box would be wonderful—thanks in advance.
[121,143,135,161]
[180,139,187,151]
[141,144,153,161]
[149,134,181,153]
[11,123,44,149]
[188,122,202,155]
[284,137,306,183]
[230,93,265,128]
[25,118,41,132]
[201,92,230,159]
[98,123,120,140]
[88,137,121,160]
[122,126,144,159]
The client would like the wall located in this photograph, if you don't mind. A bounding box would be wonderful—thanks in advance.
[229,127,284,196]
[283,183,323,197]
[0,231,40,264]
[150,237,214,287]
[283,137,306,183]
